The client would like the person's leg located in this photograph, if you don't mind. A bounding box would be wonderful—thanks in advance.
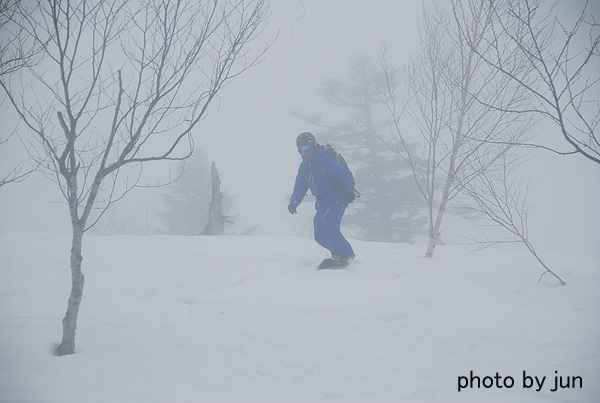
[314,200,354,257]
[313,203,331,249]
[313,204,328,249]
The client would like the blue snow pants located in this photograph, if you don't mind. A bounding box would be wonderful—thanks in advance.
[313,199,354,257]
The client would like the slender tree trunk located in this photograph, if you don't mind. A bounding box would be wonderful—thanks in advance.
[425,116,463,257]
[55,224,85,356]
[426,197,447,258]
[202,162,225,235]
[425,9,481,258]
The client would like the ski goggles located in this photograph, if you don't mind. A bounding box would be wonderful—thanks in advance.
[298,144,313,152]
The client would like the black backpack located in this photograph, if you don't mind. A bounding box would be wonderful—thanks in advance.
[304,144,361,199]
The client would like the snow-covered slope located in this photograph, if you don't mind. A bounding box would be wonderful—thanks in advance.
[1,233,599,402]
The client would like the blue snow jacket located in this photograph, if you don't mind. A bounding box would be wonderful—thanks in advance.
[290,145,355,210]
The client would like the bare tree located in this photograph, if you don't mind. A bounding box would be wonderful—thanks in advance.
[477,0,600,164]
[463,152,566,285]
[0,0,270,355]
[380,0,535,258]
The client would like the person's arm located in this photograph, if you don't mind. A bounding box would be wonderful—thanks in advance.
[290,163,309,205]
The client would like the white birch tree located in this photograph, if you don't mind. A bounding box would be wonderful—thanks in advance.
[380,0,534,258]
[0,0,270,355]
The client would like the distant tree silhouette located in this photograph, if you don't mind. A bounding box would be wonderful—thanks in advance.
[159,152,212,235]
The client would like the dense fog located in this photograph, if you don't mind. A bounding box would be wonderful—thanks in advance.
[1,3,599,399]
[0,0,598,257]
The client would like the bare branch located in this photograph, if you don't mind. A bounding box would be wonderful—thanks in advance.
[462,153,566,286]
[477,0,600,165]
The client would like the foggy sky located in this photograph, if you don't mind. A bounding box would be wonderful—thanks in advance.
[0,0,598,256]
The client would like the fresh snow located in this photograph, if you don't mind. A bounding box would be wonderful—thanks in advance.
[1,233,599,402]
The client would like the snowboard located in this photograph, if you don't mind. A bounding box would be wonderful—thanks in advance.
[317,258,351,270]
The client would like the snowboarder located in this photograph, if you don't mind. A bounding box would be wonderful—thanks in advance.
[288,132,356,269]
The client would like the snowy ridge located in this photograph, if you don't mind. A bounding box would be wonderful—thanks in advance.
[1,233,599,402]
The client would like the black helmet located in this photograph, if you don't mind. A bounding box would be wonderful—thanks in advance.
[296,132,316,149]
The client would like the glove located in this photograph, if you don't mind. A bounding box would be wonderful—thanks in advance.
[343,190,355,204]
[288,201,298,215]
